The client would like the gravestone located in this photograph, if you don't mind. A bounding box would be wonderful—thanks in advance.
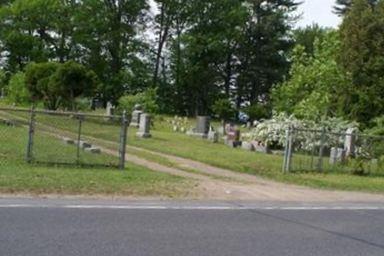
[251,141,271,154]
[196,116,210,134]
[91,98,103,110]
[217,126,225,136]
[225,124,241,148]
[106,102,115,116]
[329,147,346,165]
[130,104,143,128]
[329,147,338,165]
[63,137,75,145]
[344,127,358,157]
[84,147,101,154]
[241,141,254,151]
[187,116,210,138]
[337,148,346,163]
[208,127,219,143]
[78,140,92,149]
[136,113,152,138]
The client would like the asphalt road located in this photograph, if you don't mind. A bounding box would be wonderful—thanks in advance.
[1,199,384,256]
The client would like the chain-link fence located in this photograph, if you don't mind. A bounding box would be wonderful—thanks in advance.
[0,107,128,169]
[0,109,29,168]
[283,128,384,175]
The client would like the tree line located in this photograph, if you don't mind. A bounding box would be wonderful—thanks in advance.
[1,0,384,128]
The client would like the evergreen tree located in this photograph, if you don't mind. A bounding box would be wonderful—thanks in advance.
[294,24,328,56]
[334,0,378,16]
[339,0,384,124]
[236,0,298,110]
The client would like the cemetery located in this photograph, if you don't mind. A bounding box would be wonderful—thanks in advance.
[1,94,384,195]
[0,0,384,196]
[2,2,384,255]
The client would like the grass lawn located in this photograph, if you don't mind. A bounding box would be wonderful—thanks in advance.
[127,129,384,193]
[2,108,384,193]
[0,122,194,197]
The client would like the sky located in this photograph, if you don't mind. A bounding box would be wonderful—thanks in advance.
[296,0,342,28]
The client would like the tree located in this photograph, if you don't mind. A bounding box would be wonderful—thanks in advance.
[294,24,328,56]
[273,31,351,121]
[25,61,98,110]
[0,69,6,91]
[0,0,76,71]
[212,98,236,132]
[118,88,159,114]
[334,0,379,16]
[236,0,299,111]
[153,0,177,88]
[6,71,30,105]
[339,0,384,124]
[73,0,149,104]
[181,0,248,115]
[153,0,297,116]
[25,62,59,109]
[49,61,98,110]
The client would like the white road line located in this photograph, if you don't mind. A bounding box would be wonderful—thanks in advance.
[0,204,384,210]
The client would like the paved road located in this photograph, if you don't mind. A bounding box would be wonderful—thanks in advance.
[1,199,384,256]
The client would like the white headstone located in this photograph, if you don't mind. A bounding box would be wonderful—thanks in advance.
[136,113,151,138]
[106,102,115,116]
[130,110,142,127]
[208,130,219,143]
[329,147,338,165]
[344,128,358,157]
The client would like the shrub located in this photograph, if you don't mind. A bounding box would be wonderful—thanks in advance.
[242,104,270,121]
[249,112,358,150]
[118,88,159,114]
[25,61,98,110]
[212,98,236,122]
[366,116,384,136]
[6,72,30,105]
[49,61,98,110]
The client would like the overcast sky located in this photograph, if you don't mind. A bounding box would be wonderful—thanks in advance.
[296,0,341,28]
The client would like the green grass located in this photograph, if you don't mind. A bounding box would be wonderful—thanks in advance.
[126,127,384,193]
[0,123,194,197]
[2,108,384,193]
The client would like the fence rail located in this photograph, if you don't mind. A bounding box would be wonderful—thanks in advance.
[0,107,128,169]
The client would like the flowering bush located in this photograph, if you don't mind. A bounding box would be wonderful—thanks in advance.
[248,112,358,150]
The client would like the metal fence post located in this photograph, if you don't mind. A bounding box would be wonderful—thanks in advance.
[76,115,84,165]
[26,106,36,163]
[283,127,293,173]
[317,127,326,172]
[119,111,128,170]
[287,128,294,173]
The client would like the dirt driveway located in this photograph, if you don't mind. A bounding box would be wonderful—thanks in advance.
[121,146,384,202]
